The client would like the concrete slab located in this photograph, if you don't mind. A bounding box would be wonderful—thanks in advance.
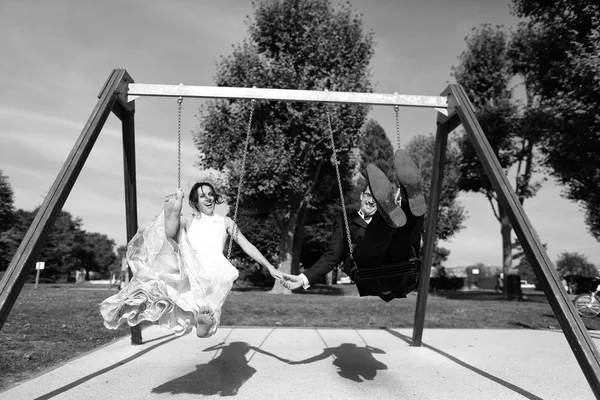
[2,326,598,400]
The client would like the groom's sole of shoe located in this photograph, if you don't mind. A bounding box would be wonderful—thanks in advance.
[394,149,426,217]
[366,164,406,228]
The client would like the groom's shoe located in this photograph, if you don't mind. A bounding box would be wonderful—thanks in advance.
[367,164,406,228]
[394,149,427,217]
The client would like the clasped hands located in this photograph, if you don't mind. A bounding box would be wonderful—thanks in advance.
[265,268,304,290]
[279,273,304,290]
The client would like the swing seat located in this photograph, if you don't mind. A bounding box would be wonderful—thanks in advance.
[351,257,421,300]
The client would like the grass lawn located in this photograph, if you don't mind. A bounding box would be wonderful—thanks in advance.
[1,282,599,390]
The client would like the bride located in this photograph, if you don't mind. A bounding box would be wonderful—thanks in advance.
[100,181,282,338]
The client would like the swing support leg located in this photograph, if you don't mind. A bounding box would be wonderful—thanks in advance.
[0,69,131,330]
[113,73,142,345]
[412,99,459,346]
[438,84,600,397]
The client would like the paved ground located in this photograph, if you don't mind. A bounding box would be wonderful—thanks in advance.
[2,325,599,400]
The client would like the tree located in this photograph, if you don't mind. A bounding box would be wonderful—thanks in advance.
[511,1,600,241]
[0,171,15,231]
[36,210,86,280]
[585,209,600,242]
[227,209,280,286]
[1,208,87,281]
[555,251,598,278]
[452,24,546,295]
[433,246,451,268]
[79,232,117,277]
[0,171,16,271]
[358,119,395,181]
[194,0,374,293]
[0,210,29,273]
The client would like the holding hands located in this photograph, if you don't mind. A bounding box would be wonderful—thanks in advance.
[266,264,284,281]
[280,273,304,290]
[260,267,302,289]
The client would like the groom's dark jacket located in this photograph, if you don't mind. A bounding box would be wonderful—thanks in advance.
[303,210,366,286]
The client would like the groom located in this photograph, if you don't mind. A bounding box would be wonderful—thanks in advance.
[281,150,426,301]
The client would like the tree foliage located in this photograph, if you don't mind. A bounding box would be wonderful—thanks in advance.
[0,172,118,280]
[0,171,15,231]
[511,0,600,240]
[555,251,598,278]
[193,0,374,286]
[0,207,118,281]
[0,171,16,270]
[358,119,395,182]
[452,24,545,204]
[79,232,117,275]
[451,24,547,287]
[0,209,82,278]
[433,246,451,268]
[227,209,280,286]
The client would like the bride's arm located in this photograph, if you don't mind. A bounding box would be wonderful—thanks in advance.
[224,217,282,279]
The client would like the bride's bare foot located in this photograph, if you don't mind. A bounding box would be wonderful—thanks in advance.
[196,306,215,338]
[164,189,184,239]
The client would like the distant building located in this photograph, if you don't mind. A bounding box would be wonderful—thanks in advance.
[444,266,468,278]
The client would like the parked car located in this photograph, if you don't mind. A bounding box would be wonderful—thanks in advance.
[520,280,536,290]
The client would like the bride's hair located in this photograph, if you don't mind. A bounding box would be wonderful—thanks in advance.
[189,181,224,211]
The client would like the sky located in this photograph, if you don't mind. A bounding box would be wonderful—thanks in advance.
[0,0,598,270]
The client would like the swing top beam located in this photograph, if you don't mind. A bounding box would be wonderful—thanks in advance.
[127,83,449,112]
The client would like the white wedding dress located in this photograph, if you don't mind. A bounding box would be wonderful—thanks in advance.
[100,211,239,338]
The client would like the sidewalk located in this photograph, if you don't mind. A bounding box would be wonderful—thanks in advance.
[2,325,598,400]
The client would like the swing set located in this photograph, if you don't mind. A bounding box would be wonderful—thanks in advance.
[1,69,599,397]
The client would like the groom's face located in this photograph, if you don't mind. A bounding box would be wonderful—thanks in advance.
[360,187,377,216]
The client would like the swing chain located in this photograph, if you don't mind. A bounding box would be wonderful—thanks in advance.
[325,104,354,261]
[394,92,401,149]
[227,99,256,260]
[177,96,183,189]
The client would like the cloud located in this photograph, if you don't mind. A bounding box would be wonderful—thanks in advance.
[1,0,597,267]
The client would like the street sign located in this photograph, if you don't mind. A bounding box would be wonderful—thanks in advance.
[35,262,45,288]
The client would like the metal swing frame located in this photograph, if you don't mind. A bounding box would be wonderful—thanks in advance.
[0,69,599,397]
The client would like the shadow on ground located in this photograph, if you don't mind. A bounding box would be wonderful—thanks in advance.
[151,341,388,396]
[289,342,388,382]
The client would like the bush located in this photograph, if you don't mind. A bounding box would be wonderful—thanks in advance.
[430,276,465,292]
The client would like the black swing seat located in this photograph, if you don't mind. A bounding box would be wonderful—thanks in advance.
[351,257,421,299]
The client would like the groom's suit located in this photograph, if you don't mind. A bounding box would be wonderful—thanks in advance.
[302,199,423,300]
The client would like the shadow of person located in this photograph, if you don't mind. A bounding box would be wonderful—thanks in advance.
[152,341,290,397]
[291,343,387,382]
